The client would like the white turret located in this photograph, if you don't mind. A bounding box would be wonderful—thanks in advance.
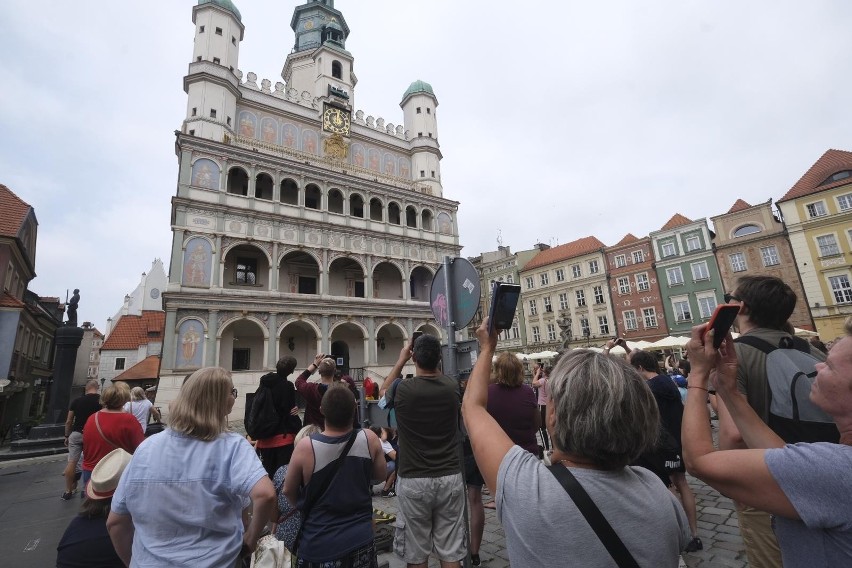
[401,80,443,197]
[184,0,245,142]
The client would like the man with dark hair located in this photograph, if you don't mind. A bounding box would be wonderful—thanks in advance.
[380,334,466,568]
[320,383,356,429]
[718,275,828,568]
[630,350,701,551]
[62,379,102,500]
[255,355,300,477]
[296,354,359,429]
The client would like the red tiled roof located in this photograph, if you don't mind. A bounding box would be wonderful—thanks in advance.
[727,199,752,213]
[522,236,606,271]
[114,355,161,381]
[102,311,166,350]
[614,233,639,246]
[0,184,33,238]
[0,292,25,308]
[778,149,852,203]
[660,213,693,231]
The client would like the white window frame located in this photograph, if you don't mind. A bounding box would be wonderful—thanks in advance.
[532,326,541,343]
[806,200,827,218]
[593,285,605,304]
[547,323,557,341]
[635,272,650,291]
[643,307,658,328]
[666,266,684,286]
[543,296,553,313]
[685,235,701,252]
[540,272,549,286]
[632,250,644,264]
[661,242,676,257]
[589,260,599,274]
[572,264,582,278]
[837,193,852,212]
[828,274,852,304]
[555,268,565,282]
[558,293,569,310]
[672,297,692,322]
[760,246,780,267]
[816,234,841,257]
[576,289,586,306]
[614,254,626,268]
[597,315,610,335]
[525,276,534,290]
[623,310,638,330]
[691,261,710,281]
[617,277,630,295]
[580,318,590,337]
[696,292,718,319]
[528,299,538,316]
[730,252,747,272]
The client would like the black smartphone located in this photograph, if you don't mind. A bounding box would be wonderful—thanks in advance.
[412,330,424,344]
[487,282,522,334]
[706,304,741,348]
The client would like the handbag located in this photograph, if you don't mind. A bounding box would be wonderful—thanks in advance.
[274,430,359,553]
[249,534,289,568]
[547,464,640,568]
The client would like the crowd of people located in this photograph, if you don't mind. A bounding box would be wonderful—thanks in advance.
[53,274,851,567]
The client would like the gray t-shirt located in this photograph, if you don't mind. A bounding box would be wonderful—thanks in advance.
[392,374,460,478]
[497,445,689,567]
[765,442,852,567]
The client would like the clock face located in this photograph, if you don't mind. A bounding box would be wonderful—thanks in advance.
[150,288,160,299]
[323,106,351,135]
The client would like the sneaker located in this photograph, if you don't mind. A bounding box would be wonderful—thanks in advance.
[60,490,76,501]
[381,488,396,497]
[471,554,481,566]
[684,537,703,552]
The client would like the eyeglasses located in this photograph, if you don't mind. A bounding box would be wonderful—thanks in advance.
[724,293,741,303]
[231,388,238,398]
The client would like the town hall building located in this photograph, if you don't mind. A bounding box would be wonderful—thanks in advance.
[157,0,461,415]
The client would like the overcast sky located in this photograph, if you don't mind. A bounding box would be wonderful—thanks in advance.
[2,1,850,331]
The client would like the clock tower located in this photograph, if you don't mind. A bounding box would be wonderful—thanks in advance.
[282,0,356,109]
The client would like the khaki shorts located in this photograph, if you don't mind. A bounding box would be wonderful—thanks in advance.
[394,473,466,564]
[67,431,83,463]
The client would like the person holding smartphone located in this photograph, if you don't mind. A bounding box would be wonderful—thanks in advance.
[531,362,551,454]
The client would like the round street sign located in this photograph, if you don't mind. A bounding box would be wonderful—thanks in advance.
[430,257,481,329]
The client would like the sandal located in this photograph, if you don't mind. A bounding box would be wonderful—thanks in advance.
[373,508,396,524]
[483,501,496,509]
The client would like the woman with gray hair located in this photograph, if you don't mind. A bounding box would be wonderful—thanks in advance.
[463,320,689,567]
[122,386,160,434]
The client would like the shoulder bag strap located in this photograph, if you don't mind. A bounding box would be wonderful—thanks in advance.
[95,412,120,449]
[547,465,640,568]
[733,335,776,354]
[294,429,359,550]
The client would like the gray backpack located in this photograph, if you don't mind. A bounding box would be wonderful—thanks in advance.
[735,335,839,444]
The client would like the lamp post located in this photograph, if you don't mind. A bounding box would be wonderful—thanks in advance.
[100,378,106,392]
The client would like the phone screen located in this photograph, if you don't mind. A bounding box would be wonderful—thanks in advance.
[488,283,521,334]
[706,304,740,348]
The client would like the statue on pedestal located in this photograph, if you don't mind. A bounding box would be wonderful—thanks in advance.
[66,289,80,327]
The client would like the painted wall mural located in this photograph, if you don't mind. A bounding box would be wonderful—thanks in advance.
[302,129,318,154]
[437,212,453,235]
[383,153,396,176]
[282,123,299,148]
[238,111,257,138]
[176,319,204,369]
[191,159,220,189]
[398,158,411,179]
[182,237,213,287]
[260,117,279,144]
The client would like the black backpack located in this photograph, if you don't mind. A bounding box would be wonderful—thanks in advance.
[735,335,839,444]
[246,384,281,439]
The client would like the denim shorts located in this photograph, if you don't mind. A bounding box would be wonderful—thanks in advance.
[394,473,466,564]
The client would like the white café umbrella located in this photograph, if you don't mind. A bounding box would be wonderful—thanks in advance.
[794,327,819,338]
[647,335,691,349]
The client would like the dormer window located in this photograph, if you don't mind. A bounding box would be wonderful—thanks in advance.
[819,170,852,186]
[733,224,761,237]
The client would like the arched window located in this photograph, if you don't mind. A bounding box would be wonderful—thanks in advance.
[255,173,273,200]
[328,189,344,214]
[227,167,248,196]
[388,202,401,225]
[350,194,364,218]
[421,210,433,231]
[332,60,342,80]
[733,224,761,238]
[406,206,417,228]
[280,178,299,205]
[369,198,383,221]
[305,184,322,209]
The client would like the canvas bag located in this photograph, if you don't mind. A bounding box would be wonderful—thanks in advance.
[735,335,839,444]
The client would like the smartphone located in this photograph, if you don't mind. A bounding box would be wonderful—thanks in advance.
[412,330,423,344]
[705,304,741,348]
[487,282,522,334]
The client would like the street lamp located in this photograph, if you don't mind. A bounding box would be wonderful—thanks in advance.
[100,378,106,392]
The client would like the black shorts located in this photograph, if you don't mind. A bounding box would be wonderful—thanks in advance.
[662,449,685,475]
[464,454,484,488]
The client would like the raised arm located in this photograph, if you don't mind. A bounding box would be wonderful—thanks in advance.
[380,341,412,398]
[681,325,797,519]
[295,353,324,393]
[462,318,515,492]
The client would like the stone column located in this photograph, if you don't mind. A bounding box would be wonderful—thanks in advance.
[321,249,329,295]
[321,316,330,354]
[267,313,278,369]
[161,309,178,369]
[171,230,185,285]
[365,255,374,299]
[206,310,219,367]
[270,242,279,292]
[213,235,223,288]
[366,317,376,365]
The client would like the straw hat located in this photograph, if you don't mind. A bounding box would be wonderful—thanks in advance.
[86,448,132,500]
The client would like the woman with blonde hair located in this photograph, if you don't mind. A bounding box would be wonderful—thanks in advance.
[107,367,275,567]
[81,382,143,487]
[122,386,160,434]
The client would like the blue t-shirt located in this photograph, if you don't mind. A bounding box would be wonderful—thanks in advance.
[112,429,267,567]
[765,442,852,567]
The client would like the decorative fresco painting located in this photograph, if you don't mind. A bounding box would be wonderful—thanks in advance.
[191,158,220,189]
[182,237,213,287]
[176,319,204,369]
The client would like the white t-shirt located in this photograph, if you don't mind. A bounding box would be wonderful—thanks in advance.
[123,398,153,433]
